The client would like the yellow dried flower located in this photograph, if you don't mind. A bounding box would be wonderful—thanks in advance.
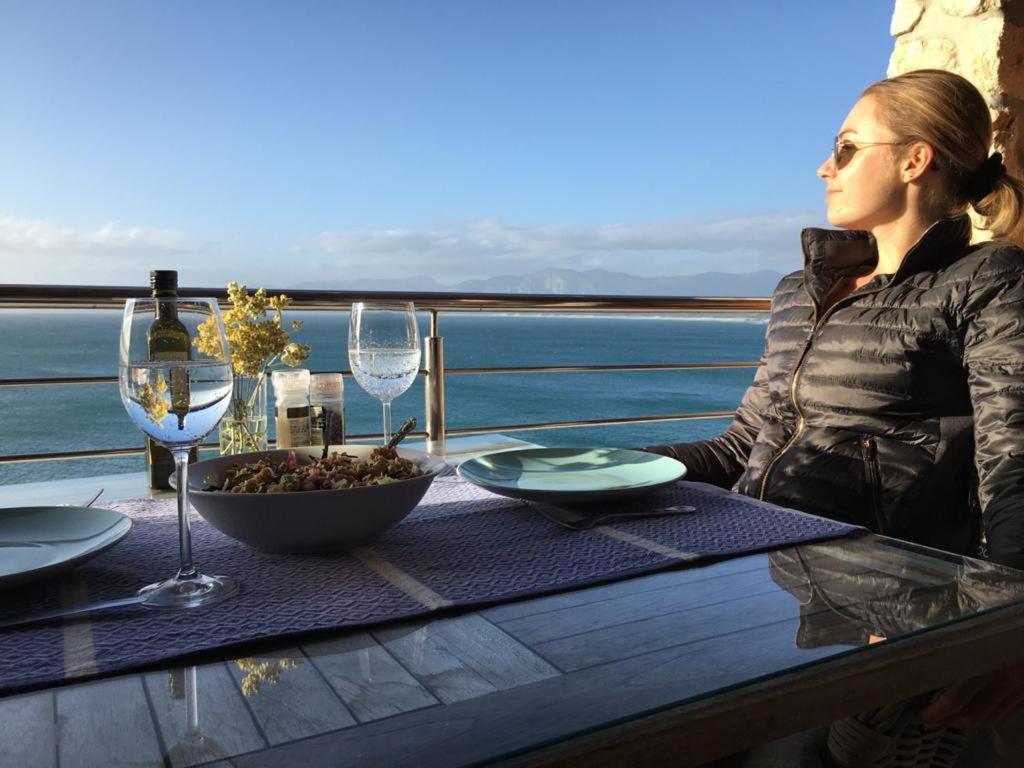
[137,374,170,424]
[281,342,308,367]
[194,282,311,377]
[234,657,301,696]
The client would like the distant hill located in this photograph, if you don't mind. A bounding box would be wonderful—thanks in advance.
[291,267,783,297]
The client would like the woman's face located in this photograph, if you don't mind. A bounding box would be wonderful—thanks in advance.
[817,95,908,231]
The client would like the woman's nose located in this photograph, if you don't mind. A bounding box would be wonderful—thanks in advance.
[817,157,835,180]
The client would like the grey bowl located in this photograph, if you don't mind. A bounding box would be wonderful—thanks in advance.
[184,445,445,553]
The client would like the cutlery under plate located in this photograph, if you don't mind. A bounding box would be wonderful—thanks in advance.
[0,595,146,631]
[529,501,696,530]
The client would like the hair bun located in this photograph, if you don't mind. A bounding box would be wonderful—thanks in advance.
[966,152,1006,204]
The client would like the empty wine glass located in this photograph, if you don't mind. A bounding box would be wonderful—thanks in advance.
[119,297,238,608]
[348,302,421,445]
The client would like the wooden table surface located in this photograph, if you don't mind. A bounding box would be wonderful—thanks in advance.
[2,437,1024,768]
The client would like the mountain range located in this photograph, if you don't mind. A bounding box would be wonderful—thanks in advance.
[291,267,784,296]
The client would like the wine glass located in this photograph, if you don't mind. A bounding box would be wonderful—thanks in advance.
[119,297,239,608]
[348,302,421,445]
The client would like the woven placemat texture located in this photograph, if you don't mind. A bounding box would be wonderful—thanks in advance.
[0,475,857,693]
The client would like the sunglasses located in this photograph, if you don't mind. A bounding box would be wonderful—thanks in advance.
[831,136,910,169]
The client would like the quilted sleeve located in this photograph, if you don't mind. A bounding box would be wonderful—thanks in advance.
[645,357,769,489]
[962,249,1024,570]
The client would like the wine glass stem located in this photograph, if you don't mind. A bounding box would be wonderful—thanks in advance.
[382,401,392,446]
[173,448,197,580]
[185,666,199,732]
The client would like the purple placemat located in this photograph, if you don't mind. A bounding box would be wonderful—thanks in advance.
[0,474,859,693]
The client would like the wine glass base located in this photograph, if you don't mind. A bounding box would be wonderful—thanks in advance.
[138,573,240,609]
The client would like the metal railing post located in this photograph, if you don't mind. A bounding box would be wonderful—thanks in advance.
[424,310,446,453]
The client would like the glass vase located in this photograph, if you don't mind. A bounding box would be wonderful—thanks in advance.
[218,373,268,455]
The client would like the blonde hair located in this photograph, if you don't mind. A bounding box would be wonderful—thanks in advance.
[864,69,1024,246]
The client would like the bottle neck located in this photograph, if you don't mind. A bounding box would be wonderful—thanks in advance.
[152,288,177,319]
[155,300,177,320]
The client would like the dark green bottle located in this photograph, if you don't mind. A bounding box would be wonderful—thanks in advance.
[146,270,197,489]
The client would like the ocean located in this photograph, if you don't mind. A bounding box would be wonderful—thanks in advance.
[0,310,768,485]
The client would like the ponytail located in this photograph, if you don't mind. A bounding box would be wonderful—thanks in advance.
[972,170,1024,247]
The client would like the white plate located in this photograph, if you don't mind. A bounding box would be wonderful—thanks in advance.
[456,447,686,505]
[0,506,132,589]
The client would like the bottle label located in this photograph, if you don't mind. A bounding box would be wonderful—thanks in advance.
[309,405,325,446]
[276,406,310,448]
[147,343,192,487]
[322,406,345,445]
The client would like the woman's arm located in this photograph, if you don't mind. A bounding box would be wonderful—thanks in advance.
[645,357,769,489]
[963,250,1024,570]
[645,272,799,489]
[916,255,1024,731]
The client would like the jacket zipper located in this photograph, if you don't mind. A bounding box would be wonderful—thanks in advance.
[860,436,886,533]
[758,281,889,501]
[758,329,812,499]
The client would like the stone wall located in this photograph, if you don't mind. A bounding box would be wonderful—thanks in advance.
[889,0,1024,180]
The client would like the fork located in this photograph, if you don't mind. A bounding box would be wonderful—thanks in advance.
[0,595,147,630]
[529,501,696,530]
[57,489,104,508]
[80,488,104,508]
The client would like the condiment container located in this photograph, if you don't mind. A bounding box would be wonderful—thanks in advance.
[271,369,311,448]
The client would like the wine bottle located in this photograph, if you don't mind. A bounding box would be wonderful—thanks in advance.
[145,270,198,489]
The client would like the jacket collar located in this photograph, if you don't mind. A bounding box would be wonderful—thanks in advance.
[799,216,972,308]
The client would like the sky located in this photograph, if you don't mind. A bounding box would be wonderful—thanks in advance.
[0,1,897,287]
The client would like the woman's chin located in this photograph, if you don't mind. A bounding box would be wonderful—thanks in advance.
[826,209,858,229]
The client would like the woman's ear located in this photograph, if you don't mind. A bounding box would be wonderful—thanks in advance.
[902,141,936,183]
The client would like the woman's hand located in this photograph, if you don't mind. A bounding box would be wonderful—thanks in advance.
[919,666,1024,729]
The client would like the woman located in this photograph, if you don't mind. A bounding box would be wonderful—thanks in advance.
[647,69,1024,756]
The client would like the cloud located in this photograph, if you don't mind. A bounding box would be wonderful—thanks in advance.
[0,209,825,287]
[0,213,187,253]
[0,211,212,285]
[294,212,821,280]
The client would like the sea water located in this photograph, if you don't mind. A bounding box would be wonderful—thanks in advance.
[0,310,768,485]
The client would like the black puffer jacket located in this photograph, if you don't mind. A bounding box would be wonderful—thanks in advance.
[650,216,1024,569]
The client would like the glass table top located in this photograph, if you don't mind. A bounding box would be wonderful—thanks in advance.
[3,435,1024,766]
[2,532,1023,767]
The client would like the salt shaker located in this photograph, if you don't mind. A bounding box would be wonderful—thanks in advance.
[271,369,311,448]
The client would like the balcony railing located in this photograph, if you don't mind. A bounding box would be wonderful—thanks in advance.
[0,284,770,466]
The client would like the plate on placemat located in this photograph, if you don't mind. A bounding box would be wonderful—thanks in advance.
[0,506,132,589]
[456,447,686,505]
